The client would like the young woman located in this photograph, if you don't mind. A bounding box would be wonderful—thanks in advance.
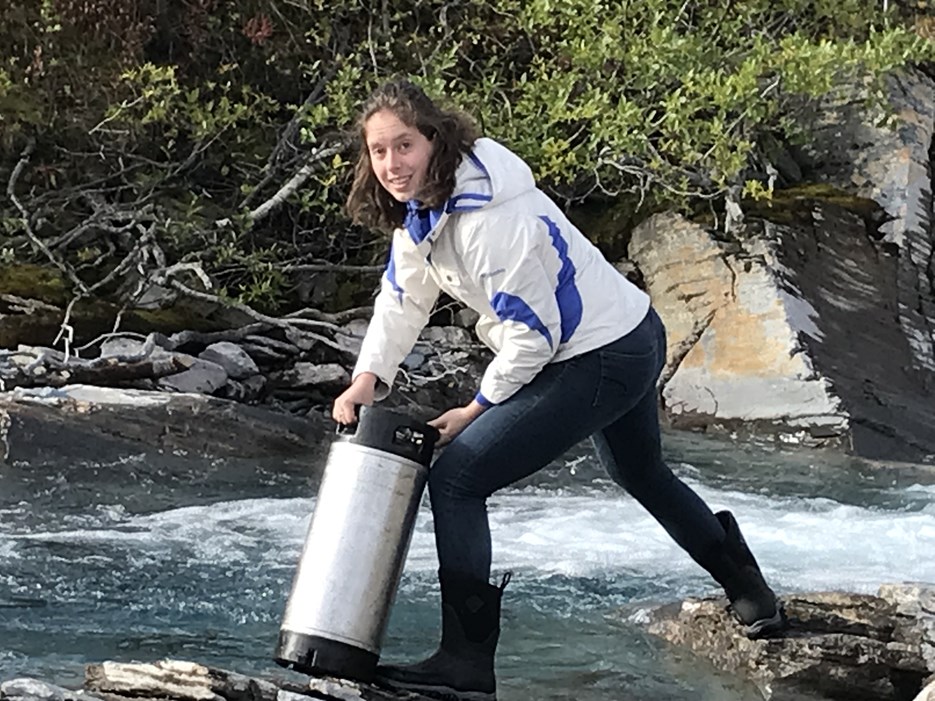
[333,79,787,701]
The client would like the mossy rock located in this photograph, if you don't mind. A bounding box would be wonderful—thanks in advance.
[0,300,231,349]
[0,264,232,349]
[743,183,885,228]
[0,264,70,306]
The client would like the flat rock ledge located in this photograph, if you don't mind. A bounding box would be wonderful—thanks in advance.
[0,384,329,466]
[0,660,432,701]
[640,583,935,701]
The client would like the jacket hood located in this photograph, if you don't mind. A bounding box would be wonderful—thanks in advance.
[404,137,536,248]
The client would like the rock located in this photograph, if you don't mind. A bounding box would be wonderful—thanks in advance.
[417,326,474,348]
[215,379,246,402]
[401,352,426,370]
[99,338,148,358]
[0,384,326,464]
[282,326,319,352]
[199,342,260,380]
[158,357,229,395]
[335,319,369,357]
[879,583,935,673]
[629,206,935,461]
[454,308,480,329]
[0,679,103,701]
[82,659,430,701]
[241,374,268,399]
[639,583,935,701]
[278,363,350,389]
[629,212,848,446]
[244,335,300,357]
[85,660,278,701]
[132,283,178,310]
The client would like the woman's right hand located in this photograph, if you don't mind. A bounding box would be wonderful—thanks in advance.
[332,372,378,424]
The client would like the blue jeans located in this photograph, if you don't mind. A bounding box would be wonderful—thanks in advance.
[428,307,725,580]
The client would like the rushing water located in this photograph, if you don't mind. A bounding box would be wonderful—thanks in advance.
[1,430,934,701]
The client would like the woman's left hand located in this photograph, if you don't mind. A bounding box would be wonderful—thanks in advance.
[428,400,487,446]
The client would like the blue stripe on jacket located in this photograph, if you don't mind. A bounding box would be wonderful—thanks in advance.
[487,217,583,349]
[491,292,554,350]
[385,245,404,304]
[539,216,582,343]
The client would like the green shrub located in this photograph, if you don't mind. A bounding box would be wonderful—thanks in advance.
[0,0,931,311]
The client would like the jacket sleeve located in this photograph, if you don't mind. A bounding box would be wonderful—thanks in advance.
[460,214,565,406]
[353,232,440,400]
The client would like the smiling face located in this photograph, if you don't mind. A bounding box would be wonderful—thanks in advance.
[364,109,434,203]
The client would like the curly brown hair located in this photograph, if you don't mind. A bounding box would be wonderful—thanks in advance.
[345,79,480,232]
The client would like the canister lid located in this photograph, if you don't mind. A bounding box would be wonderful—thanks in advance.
[340,406,439,466]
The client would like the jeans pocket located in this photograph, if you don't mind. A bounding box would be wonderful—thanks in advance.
[593,347,657,409]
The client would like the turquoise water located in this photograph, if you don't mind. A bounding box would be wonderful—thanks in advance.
[1,431,934,700]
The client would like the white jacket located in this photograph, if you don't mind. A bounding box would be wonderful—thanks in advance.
[353,138,651,406]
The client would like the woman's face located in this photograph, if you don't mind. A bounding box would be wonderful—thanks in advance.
[364,109,434,202]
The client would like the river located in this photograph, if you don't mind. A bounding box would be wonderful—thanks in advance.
[1,430,934,700]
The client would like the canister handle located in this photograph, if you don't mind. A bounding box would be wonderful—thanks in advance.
[335,405,361,435]
[339,405,439,467]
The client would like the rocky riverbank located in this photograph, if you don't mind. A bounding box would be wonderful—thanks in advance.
[3,584,935,701]
[0,318,489,465]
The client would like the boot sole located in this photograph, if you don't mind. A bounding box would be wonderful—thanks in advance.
[743,606,789,639]
[377,677,496,701]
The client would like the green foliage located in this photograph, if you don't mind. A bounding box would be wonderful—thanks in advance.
[0,0,932,312]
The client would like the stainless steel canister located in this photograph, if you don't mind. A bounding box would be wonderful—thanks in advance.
[274,405,439,681]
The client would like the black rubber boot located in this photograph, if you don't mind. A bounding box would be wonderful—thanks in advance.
[697,511,788,639]
[375,570,511,701]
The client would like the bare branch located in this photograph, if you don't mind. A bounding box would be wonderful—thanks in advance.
[166,277,345,352]
[281,262,383,274]
[6,140,89,295]
[241,67,339,210]
[284,305,373,324]
[249,143,345,224]
[165,323,273,351]
[217,140,347,230]
[89,96,145,135]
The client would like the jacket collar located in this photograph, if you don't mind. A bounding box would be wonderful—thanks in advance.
[402,147,494,253]
[404,200,446,246]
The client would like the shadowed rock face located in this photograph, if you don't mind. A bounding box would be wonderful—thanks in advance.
[792,70,935,375]
[759,208,935,461]
[640,584,935,701]
[0,385,329,466]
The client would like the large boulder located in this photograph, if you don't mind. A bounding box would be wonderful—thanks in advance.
[630,211,846,442]
[630,204,935,461]
[628,67,935,461]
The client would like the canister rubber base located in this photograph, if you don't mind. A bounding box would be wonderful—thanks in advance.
[274,629,378,682]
